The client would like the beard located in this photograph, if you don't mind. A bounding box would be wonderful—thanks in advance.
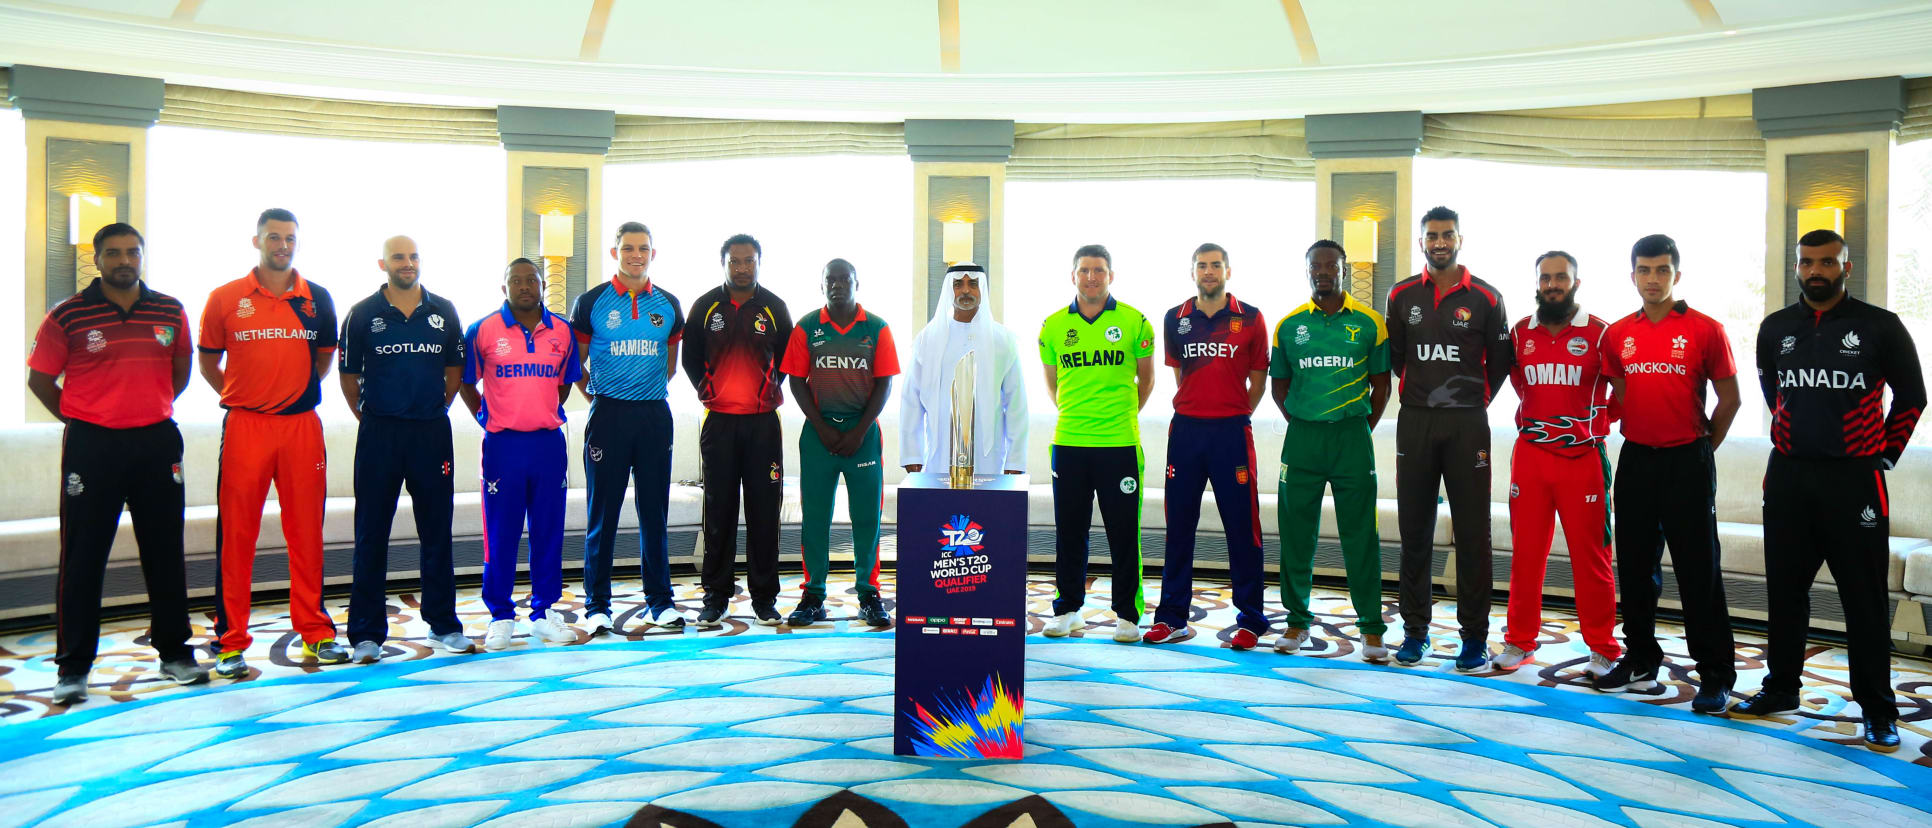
[1801,274,1847,304]
[387,268,419,290]
[1534,286,1578,325]
[102,266,140,290]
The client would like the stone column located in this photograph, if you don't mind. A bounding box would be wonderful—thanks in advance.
[1307,111,1422,313]
[9,65,162,422]
[498,106,614,315]
[905,119,1013,338]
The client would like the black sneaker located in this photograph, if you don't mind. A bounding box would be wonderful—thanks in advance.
[786,598,826,628]
[1864,718,1901,753]
[752,604,782,627]
[1691,685,1731,714]
[858,596,891,628]
[1591,659,1659,693]
[1728,689,1801,719]
[695,604,727,629]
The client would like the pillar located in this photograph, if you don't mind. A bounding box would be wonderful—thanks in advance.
[1754,77,1906,312]
[1307,111,1421,313]
[9,65,162,422]
[498,105,613,316]
[905,119,1013,338]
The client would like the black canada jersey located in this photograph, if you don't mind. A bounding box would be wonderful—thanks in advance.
[1757,296,1924,465]
[1386,267,1513,409]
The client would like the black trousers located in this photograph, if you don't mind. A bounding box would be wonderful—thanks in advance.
[699,411,783,607]
[1395,407,1492,642]
[1614,438,1736,689]
[347,415,458,644]
[55,419,192,676]
[1049,444,1145,620]
[1763,453,1896,721]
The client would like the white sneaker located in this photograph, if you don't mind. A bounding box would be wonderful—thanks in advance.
[1275,628,1311,654]
[1112,619,1142,643]
[1585,652,1616,678]
[531,615,578,644]
[585,613,614,636]
[1491,643,1533,671]
[1043,612,1083,638]
[641,606,687,629]
[484,619,514,651]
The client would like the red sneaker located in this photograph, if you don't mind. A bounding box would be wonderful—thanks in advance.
[1229,628,1259,651]
[1141,622,1194,644]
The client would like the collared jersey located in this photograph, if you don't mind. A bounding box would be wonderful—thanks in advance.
[1386,266,1513,409]
[1268,294,1390,423]
[29,279,191,428]
[464,303,582,432]
[569,276,683,402]
[682,284,792,415]
[1038,296,1155,447]
[198,268,337,415]
[780,305,902,419]
[338,287,464,420]
[1756,296,1925,465]
[1509,311,1614,458]
[1164,294,1268,419]
[1601,301,1736,448]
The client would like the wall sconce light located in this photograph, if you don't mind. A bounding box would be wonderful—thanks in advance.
[538,212,574,313]
[1796,207,1844,237]
[1343,217,1379,302]
[942,219,974,266]
[69,193,118,291]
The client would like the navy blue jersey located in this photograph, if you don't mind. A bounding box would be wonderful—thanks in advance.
[338,288,464,419]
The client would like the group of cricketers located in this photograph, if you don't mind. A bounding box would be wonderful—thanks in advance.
[31,204,1922,752]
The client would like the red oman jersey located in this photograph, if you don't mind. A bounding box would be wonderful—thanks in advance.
[1510,311,1615,458]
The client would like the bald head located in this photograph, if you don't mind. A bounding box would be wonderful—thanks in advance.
[379,235,421,290]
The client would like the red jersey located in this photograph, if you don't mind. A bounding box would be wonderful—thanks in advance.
[1601,301,1736,448]
[1509,310,1614,458]
[1164,295,1268,418]
[28,280,192,428]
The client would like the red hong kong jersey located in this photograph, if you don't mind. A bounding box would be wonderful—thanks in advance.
[1509,310,1614,458]
[1601,301,1737,448]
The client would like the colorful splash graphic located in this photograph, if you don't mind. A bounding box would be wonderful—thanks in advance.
[938,514,985,557]
[905,674,1024,759]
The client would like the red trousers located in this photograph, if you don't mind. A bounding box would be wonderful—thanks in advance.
[213,409,334,652]
[1505,439,1620,659]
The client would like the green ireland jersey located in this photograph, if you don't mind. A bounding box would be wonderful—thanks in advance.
[1268,294,1390,422]
[1039,296,1155,447]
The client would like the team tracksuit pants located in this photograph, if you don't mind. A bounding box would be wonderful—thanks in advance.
[1395,406,1492,643]
[583,398,675,616]
[798,418,884,601]
[1156,415,1265,635]
[213,408,334,653]
[1613,438,1736,690]
[54,419,192,677]
[1762,453,1897,722]
[480,427,567,622]
[346,415,458,645]
[1278,417,1388,637]
[1505,439,1619,659]
[699,410,784,609]
[1050,443,1145,621]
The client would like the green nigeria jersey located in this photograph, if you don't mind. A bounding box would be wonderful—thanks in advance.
[1268,294,1390,422]
[1038,296,1155,447]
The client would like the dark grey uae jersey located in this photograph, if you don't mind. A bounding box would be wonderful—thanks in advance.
[1385,267,1513,409]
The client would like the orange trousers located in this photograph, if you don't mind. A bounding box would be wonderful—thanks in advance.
[212,408,333,652]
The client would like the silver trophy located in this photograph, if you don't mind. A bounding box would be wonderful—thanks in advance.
[948,351,976,489]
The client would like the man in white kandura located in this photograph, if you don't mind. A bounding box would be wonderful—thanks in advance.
[900,262,1029,478]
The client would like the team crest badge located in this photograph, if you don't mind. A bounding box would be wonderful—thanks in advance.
[550,338,565,355]
[1119,477,1138,494]
[1235,466,1250,485]
[427,313,445,331]
[1343,324,1360,343]
[1105,326,1122,343]
[649,312,664,327]
[588,445,603,463]
[1453,307,1473,327]
[1475,449,1489,469]
[1523,338,1536,355]
[1229,317,1243,333]
[1177,317,1192,335]
[770,461,783,481]
[1567,336,1589,356]
[370,317,387,334]
[754,316,769,334]
[171,463,183,484]
[153,325,176,347]
[1509,483,1520,499]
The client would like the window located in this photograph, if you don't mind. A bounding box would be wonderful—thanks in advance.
[1892,138,1932,446]
[0,108,23,423]
[1412,158,1770,435]
[146,126,506,422]
[1004,178,1317,425]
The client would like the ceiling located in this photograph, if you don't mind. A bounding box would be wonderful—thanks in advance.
[3,0,1932,122]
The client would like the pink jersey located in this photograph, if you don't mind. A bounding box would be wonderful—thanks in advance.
[463,304,582,432]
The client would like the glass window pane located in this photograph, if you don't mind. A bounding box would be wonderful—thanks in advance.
[1891,137,1932,446]
[0,108,23,423]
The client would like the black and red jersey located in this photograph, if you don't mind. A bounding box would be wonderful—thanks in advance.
[1756,295,1925,466]
[28,280,192,428]
[681,283,793,415]
[1386,267,1513,409]
[1508,311,1614,458]
[1164,294,1268,418]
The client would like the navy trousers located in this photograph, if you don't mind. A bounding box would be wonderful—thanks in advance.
[583,397,676,615]
[1156,415,1267,634]
[347,415,458,644]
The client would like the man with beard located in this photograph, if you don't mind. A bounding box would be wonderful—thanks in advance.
[1144,243,1270,649]
[780,259,899,628]
[1596,234,1740,714]
[1735,229,1923,752]
[30,223,205,704]
[199,208,344,677]
[1269,240,1391,660]
[1492,252,1618,676]
[462,258,583,650]
[571,222,686,634]
[900,262,1028,478]
[1384,206,1512,671]
[339,235,472,663]
[684,234,793,627]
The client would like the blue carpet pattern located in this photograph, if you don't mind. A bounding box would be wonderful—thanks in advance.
[2,634,1929,828]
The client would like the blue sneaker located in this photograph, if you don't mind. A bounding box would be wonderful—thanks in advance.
[1393,636,1428,666]
[1455,640,1492,673]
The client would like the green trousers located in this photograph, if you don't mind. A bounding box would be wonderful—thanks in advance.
[799,418,884,599]
[1277,416,1388,635]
